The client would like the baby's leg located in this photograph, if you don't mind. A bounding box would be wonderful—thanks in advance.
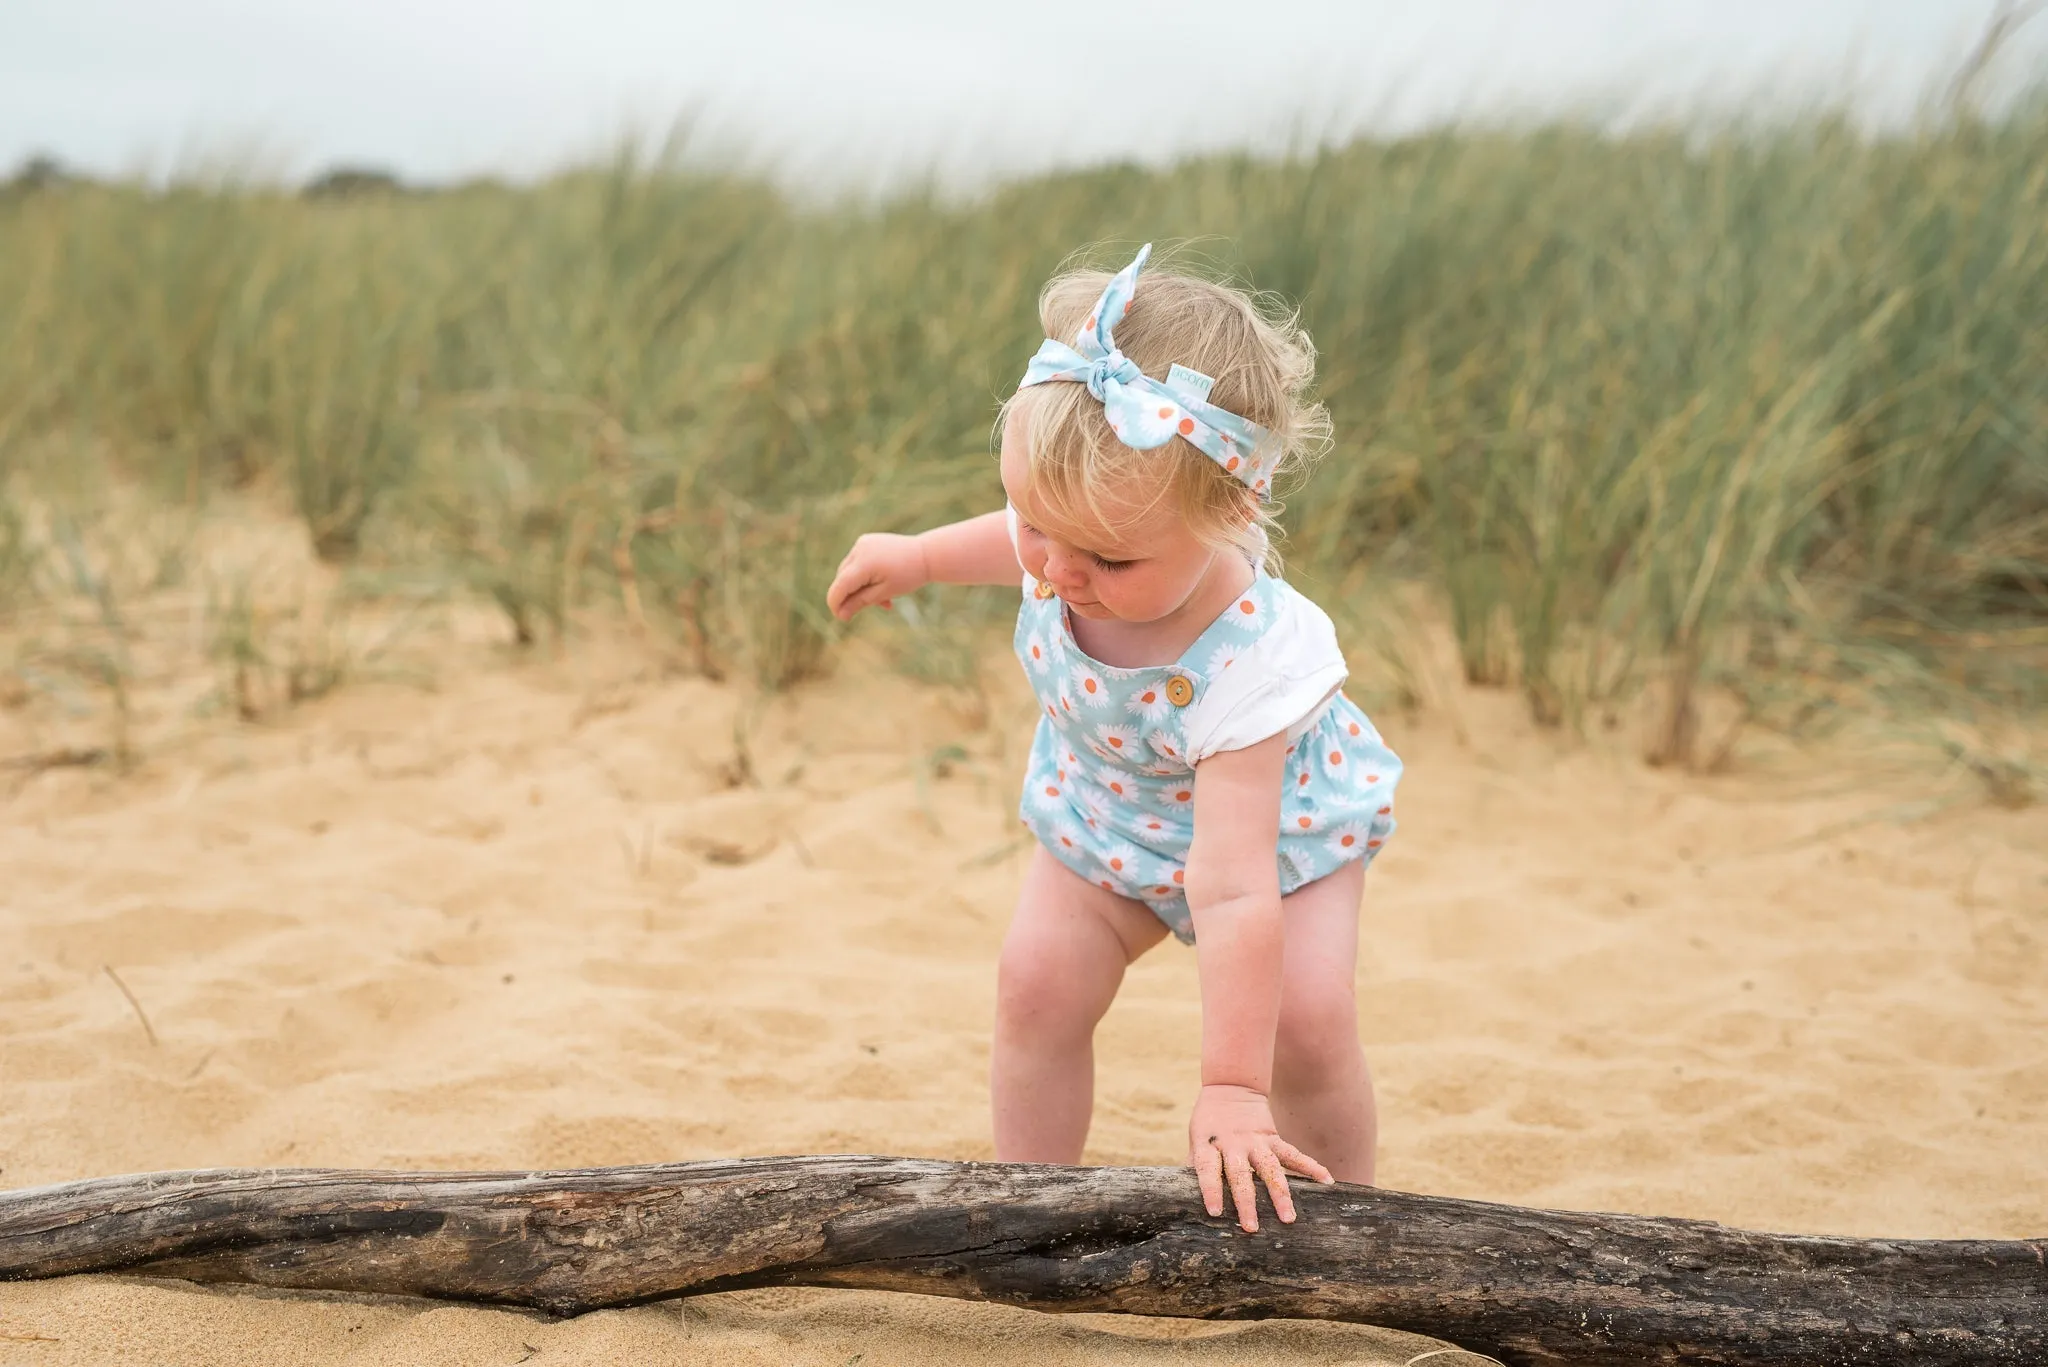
[992,847,1168,1163]
[1271,860,1377,1184]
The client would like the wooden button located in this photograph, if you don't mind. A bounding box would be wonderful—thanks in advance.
[1165,676,1194,707]
[1034,580,1056,600]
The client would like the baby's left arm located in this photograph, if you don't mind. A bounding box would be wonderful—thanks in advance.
[1185,734,1335,1231]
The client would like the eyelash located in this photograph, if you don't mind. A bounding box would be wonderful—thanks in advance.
[1017,521,1132,571]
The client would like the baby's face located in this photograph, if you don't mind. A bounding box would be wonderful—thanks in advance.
[1000,414,1221,625]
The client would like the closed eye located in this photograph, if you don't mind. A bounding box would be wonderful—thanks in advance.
[1091,554,1135,571]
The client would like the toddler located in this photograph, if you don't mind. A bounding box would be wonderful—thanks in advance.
[826,245,1401,1232]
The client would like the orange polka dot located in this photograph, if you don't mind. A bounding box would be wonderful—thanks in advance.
[1367,838,1382,848]
[1031,644,1042,659]
[1083,678,1098,694]
[1348,722,1361,736]
[1225,456,1240,471]
[1177,417,1195,436]
[1340,834,1356,847]
[1109,857,1123,871]
[1057,769,1066,781]
[1140,690,1157,704]
[1060,835,1074,847]
[1366,774,1380,783]
[1238,600,1256,614]
[1297,773,1310,787]
[1175,790,1192,802]
[1109,782,1123,795]
[1107,736,1123,748]
[1157,406,1174,419]
[1101,880,1115,890]
[1172,870,1185,884]
[1329,751,1343,764]
[1087,315,1096,329]
[1044,785,1059,797]
[1297,816,1313,829]
[1378,806,1392,815]
[1154,886,1170,896]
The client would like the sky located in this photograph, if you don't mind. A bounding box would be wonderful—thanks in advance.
[3,1,2045,193]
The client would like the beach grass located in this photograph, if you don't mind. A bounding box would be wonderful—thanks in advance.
[1,101,2043,769]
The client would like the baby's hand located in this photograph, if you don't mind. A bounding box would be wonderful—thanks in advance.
[826,533,929,621]
[1188,1083,1334,1233]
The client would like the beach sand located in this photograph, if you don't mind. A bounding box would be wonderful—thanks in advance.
[2,611,2043,1365]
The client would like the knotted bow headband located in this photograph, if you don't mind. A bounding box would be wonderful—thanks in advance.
[1016,244,1278,499]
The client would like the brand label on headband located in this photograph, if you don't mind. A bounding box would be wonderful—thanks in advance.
[1165,364,1215,408]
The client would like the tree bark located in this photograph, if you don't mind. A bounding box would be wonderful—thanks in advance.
[0,1156,2040,1366]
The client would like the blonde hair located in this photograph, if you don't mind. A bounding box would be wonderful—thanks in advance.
[999,247,1331,570]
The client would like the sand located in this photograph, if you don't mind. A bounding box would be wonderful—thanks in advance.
[2,604,2044,1365]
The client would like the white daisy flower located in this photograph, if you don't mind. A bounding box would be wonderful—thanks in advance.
[1023,632,1053,673]
[1069,786,1110,826]
[1158,782,1197,811]
[1223,593,1265,633]
[1094,722,1139,757]
[1323,822,1372,860]
[1047,820,1086,856]
[1095,770,1139,805]
[1341,715,1380,745]
[1287,808,1320,835]
[1070,664,1111,707]
[1147,733,1182,763]
[1030,778,1068,812]
[1206,642,1242,675]
[1318,740,1350,779]
[1101,842,1141,877]
[1126,683,1174,723]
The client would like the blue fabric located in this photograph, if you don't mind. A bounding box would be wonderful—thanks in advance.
[1014,572,1401,944]
[1017,244,1280,499]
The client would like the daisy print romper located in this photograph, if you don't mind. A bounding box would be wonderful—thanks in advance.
[1014,542,1402,944]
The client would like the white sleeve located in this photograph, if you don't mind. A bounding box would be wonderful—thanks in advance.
[1182,585,1348,764]
[1006,503,1032,593]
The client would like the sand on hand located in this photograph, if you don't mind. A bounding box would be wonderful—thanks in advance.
[1,622,2043,1367]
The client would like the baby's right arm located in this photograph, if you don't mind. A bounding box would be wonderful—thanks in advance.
[825,510,1019,621]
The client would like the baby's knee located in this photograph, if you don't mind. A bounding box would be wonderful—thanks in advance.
[1274,980,1361,1082]
[995,942,1096,1034]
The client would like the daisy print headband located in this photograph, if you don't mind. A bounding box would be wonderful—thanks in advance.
[1016,245,1279,499]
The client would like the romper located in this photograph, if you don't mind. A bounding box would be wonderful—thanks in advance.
[1014,564,1402,944]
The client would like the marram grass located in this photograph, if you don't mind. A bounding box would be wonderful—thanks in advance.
[1,107,2044,770]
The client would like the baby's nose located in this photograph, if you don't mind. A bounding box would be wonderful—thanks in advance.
[1043,552,1089,589]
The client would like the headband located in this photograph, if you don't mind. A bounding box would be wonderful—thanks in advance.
[1016,244,1278,499]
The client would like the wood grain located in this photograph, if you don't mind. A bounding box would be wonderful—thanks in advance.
[1,1157,2041,1365]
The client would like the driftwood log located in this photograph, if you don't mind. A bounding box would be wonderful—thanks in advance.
[0,1156,2040,1365]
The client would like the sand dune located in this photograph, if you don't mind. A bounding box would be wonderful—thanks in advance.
[2,623,2043,1365]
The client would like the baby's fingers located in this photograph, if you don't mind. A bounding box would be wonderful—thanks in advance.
[1251,1145,1297,1225]
[1271,1137,1334,1185]
[828,575,886,621]
[1224,1148,1261,1233]
[1192,1139,1225,1219]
